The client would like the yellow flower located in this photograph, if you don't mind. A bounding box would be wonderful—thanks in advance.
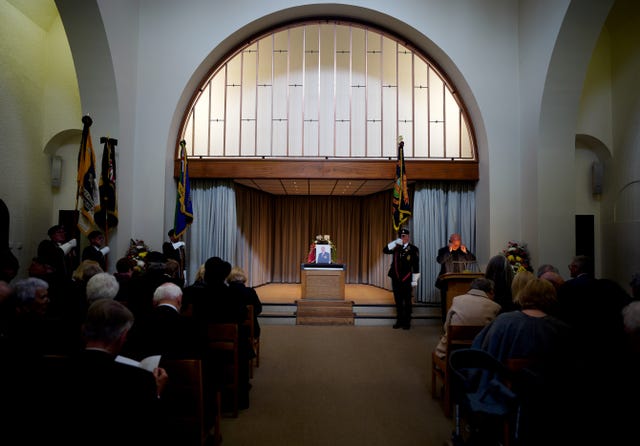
[508,255,515,262]
[516,256,522,262]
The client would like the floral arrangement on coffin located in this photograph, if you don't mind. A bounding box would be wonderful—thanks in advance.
[126,238,151,272]
[503,241,533,274]
[307,234,337,264]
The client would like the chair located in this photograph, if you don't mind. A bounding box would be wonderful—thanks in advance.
[242,305,255,378]
[254,333,260,368]
[448,348,522,446]
[161,358,217,446]
[207,323,240,418]
[431,324,486,417]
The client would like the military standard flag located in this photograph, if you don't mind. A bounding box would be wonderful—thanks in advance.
[392,136,411,232]
[95,137,118,232]
[76,116,100,234]
[174,140,193,238]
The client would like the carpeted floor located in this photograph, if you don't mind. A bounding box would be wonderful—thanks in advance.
[219,324,453,446]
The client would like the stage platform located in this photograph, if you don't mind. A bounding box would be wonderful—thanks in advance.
[254,283,394,305]
[254,283,441,326]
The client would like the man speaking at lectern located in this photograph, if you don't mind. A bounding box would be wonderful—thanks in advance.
[384,228,420,330]
[436,233,476,276]
[435,233,477,322]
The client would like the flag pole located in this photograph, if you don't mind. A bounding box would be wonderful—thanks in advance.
[76,115,93,212]
[100,136,109,267]
[98,136,118,271]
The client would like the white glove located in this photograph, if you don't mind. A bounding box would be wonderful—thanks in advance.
[387,239,400,251]
[172,241,185,249]
[60,239,77,255]
[411,273,421,287]
[99,246,110,256]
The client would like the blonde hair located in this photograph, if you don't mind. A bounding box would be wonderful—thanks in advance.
[227,266,247,284]
[194,264,206,282]
[73,260,103,282]
[518,278,557,313]
[511,270,535,305]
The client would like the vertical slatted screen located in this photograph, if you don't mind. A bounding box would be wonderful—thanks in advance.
[181,21,476,161]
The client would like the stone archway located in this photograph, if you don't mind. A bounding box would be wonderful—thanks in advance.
[533,0,615,273]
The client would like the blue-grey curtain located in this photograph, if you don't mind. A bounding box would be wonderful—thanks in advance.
[187,179,237,283]
[187,179,474,300]
[410,181,476,303]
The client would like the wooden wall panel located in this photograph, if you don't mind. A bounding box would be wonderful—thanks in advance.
[176,159,479,181]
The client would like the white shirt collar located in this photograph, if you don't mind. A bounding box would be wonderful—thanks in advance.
[157,303,179,312]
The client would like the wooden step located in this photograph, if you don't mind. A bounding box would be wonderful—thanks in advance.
[296,316,354,325]
[295,299,355,325]
[296,299,354,306]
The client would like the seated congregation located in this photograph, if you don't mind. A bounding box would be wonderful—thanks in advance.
[0,239,262,446]
[432,254,639,445]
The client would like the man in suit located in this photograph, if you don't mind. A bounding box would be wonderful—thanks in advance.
[82,230,110,270]
[162,229,186,282]
[20,299,169,444]
[69,299,168,445]
[317,245,331,264]
[435,233,477,320]
[123,282,205,360]
[436,233,476,277]
[383,228,420,329]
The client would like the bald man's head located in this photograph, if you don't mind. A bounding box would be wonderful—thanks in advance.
[540,271,564,290]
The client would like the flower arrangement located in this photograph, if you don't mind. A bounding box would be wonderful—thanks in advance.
[307,234,337,263]
[126,238,151,272]
[503,241,533,274]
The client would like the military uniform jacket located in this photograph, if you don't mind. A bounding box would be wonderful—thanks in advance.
[384,243,420,282]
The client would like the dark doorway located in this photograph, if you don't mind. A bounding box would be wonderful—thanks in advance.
[575,214,595,262]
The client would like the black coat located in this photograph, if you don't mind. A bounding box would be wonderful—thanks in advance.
[228,282,263,338]
[32,349,166,445]
[383,243,420,283]
[123,304,206,360]
[190,282,247,325]
[37,239,68,276]
[82,245,106,270]
[436,246,476,278]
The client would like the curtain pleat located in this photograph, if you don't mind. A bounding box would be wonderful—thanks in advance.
[272,196,310,283]
[187,179,237,283]
[412,181,476,303]
[187,180,475,301]
[235,185,273,287]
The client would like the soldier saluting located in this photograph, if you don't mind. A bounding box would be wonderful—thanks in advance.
[383,227,420,329]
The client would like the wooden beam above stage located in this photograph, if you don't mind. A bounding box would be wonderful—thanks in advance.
[175,159,479,181]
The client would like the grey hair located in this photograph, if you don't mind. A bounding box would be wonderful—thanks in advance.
[13,277,49,304]
[623,301,640,334]
[470,278,495,294]
[86,272,120,304]
[153,282,182,305]
[82,299,134,344]
[536,264,559,278]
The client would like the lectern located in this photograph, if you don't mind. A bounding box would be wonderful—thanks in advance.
[300,263,346,300]
[436,272,484,321]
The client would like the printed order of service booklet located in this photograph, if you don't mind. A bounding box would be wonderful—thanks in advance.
[114,354,161,372]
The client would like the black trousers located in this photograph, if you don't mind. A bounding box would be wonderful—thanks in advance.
[391,279,413,325]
